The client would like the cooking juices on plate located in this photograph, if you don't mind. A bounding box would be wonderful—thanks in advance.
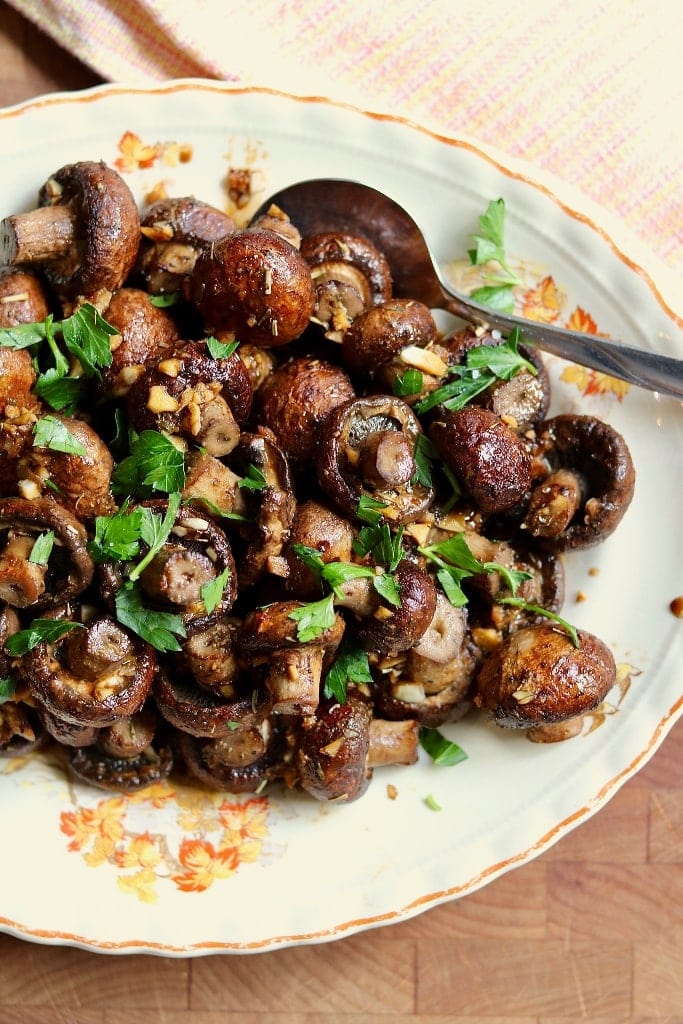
[0,159,634,803]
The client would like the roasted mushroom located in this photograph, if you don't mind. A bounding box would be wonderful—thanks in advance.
[0,161,140,301]
[0,497,93,610]
[474,623,616,728]
[101,287,180,397]
[521,414,636,549]
[239,600,345,715]
[300,231,392,340]
[280,500,355,599]
[293,692,373,802]
[69,735,174,791]
[176,722,283,793]
[137,195,236,294]
[317,394,433,523]
[17,414,115,518]
[341,298,439,382]
[154,663,262,738]
[430,406,532,515]
[126,338,252,457]
[22,612,156,728]
[190,228,316,346]
[0,268,50,328]
[255,355,356,466]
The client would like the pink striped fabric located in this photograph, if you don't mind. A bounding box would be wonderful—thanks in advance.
[6,0,682,279]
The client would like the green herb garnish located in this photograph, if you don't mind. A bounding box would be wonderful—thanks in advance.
[4,619,84,656]
[114,581,187,653]
[418,531,532,607]
[0,677,17,703]
[287,593,336,643]
[111,429,185,497]
[323,636,373,703]
[496,597,581,648]
[419,726,468,766]
[468,198,522,312]
[393,368,423,398]
[28,531,55,566]
[33,415,88,457]
[238,463,267,492]
[206,336,239,360]
[200,566,231,615]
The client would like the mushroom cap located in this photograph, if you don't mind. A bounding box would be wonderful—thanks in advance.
[294,693,373,803]
[38,160,141,299]
[341,298,437,376]
[190,228,316,346]
[0,268,50,328]
[474,623,617,728]
[430,406,532,514]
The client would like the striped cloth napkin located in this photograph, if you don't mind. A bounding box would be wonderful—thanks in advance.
[6,0,682,281]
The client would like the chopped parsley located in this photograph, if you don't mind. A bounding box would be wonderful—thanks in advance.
[418,531,532,607]
[33,415,88,457]
[114,582,187,653]
[111,429,185,497]
[323,636,373,703]
[419,726,468,766]
[28,531,55,566]
[4,619,84,656]
[468,197,522,312]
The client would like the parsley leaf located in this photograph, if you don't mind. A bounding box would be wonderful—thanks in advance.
[414,329,536,415]
[371,570,401,607]
[0,320,47,350]
[128,492,182,582]
[287,593,336,643]
[200,566,231,615]
[469,283,516,313]
[411,433,437,488]
[354,522,404,573]
[419,532,532,606]
[206,336,239,360]
[0,676,17,703]
[323,636,373,703]
[88,502,145,563]
[496,597,581,648]
[114,581,186,653]
[393,368,423,397]
[419,726,468,766]
[111,429,185,497]
[33,415,88,457]
[356,495,388,525]
[4,619,84,656]
[28,531,54,565]
[238,463,267,492]
[150,293,180,308]
[60,303,116,377]
[33,371,87,415]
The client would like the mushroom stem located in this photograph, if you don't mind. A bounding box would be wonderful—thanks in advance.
[523,468,584,538]
[358,430,416,487]
[367,718,419,767]
[0,205,76,265]
[266,646,324,715]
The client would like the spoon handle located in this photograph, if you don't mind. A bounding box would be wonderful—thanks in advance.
[441,291,683,400]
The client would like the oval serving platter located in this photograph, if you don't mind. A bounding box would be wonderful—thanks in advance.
[0,80,680,955]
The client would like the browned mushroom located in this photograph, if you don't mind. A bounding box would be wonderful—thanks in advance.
[0,497,93,610]
[239,600,345,715]
[341,298,438,381]
[176,721,283,793]
[429,406,532,515]
[189,228,316,346]
[100,287,180,397]
[255,355,356,466]
[230,427,297,589]
[249,203,302,249]
[69,735,174,791]
[0,700,46,756]
[99,498,237,630]
[17,414,115,518]
[23,612,156,728]
[520,414,636,549]
[372,593,478,726]
[137,195,236,294]
[154,663,261,738]
[0,161,140,301]
[280,500,355,599]
[474,622,616,728]
[292,692,372,802]
[0,268,50,328]
[126,338,252,457]
[301,232,392,340]
[180,614,242,696]
[37,705,100,747]
[354,561,437,654]
[317,394,433,523]
[181,449,245,518]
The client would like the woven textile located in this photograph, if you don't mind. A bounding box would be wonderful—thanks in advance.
[7,0,682,278]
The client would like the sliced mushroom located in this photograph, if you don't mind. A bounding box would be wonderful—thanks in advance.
[0,701,46,756]
[0,161,140,301]
[317,394,433,523]
[23,613,156,728]
[474,623,616,728]
[0,497,93,610]
[239,600,345,715]
[521,414,636,549]
[137,195,236,294]
[190,228,316,346]
[301,232,392,340]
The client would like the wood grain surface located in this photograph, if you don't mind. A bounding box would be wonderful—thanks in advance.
[0,3,681,1020]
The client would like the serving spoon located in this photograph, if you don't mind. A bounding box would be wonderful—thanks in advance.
[250,178,683,399]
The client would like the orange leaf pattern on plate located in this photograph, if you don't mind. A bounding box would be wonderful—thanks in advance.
[559,306,631,399]
[520,275,565,323]
[57,779,272,902]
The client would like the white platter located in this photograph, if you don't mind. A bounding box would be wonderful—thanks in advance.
[0,80,681,955]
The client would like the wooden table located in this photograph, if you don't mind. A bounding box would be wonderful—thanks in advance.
[0,3,681,1020]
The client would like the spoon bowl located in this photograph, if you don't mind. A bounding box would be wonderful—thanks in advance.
[251,178,683,399]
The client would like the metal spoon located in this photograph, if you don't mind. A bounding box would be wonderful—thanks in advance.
[251,178,683,399]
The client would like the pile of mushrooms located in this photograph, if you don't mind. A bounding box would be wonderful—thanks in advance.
[0,159,635,801]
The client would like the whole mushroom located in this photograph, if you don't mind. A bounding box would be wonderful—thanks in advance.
[0,161,140,302]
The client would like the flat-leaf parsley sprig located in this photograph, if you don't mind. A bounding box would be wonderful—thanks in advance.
[418,531,532,608]
[415,329,537,416]
[468,197,522,312]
